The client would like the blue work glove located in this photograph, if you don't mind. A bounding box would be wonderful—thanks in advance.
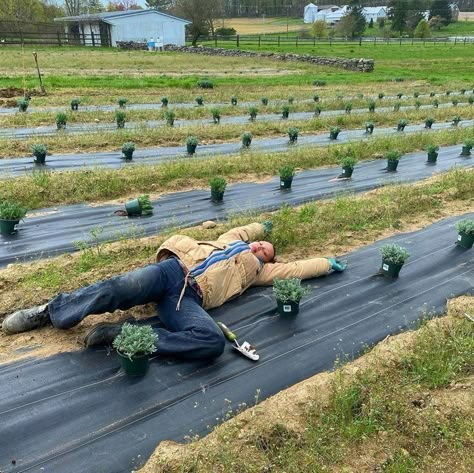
[262,220,273,235]
[328,258,348,272]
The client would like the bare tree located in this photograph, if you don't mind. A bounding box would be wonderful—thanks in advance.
[64,0,83,15]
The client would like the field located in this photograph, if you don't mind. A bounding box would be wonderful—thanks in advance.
[0,36,473,473]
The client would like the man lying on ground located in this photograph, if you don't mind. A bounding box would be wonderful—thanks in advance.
[2,222,347,359]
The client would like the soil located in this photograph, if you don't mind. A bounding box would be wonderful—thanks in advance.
[0,87,40,98]
[139,296,474,473]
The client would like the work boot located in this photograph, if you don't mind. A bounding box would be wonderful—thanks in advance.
[2,304,51,334]
[83,317,136,348]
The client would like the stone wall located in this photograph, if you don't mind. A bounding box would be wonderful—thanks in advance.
[116,41,148,50]
[163,45,374,72]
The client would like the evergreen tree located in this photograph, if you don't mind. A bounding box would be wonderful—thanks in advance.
[430,0,452,25]
[414,19,431,38]
[389,0,408,33]
[344,1,366,38]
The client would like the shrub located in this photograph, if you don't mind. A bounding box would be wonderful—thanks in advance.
[282,105,290,119]
[314,105,322,116]
[249,106,258,121]
[463,138,474,150]
[432,99,440,108]
[122,142,135,154]
[113,323,157,361]
[468,95,474,105]
[414,91,420,98]
[56,112,68,129]
[313,80,326,86]
[368,100,376,112]
[231,96,238,106]
[261,97,269,106]
[344,101,352,114]
[241,131,252,148]
[17,98,29,112]
[329,126,341,139]
[385,150,402,162]
[397,93,403,99]
[426,144,439,153]
[273,278,309,303]
[161,96,169,107]
[279,164,295,180]
[381,244,410,265]
[287,127,299,143]
[197,79,213,89]
[378,92,385,100]
[210,107,221,124]
[288,96,294,104]
[115,111,127,128]
[117,97,128,108]
[164,110,175,126]
[70,98,81,110]
[214,26,236,36]
[313,94,320,102]
[424,117,435,128]
[365,121,374,133]
[31,143,48,157]
[452,115,461,126]
[393,101,401,112]
[195,96,204,106]
[186,136,199,147]
[398,119,408,129]
[415,99,422,110]
[452,98,459,106]
[455,219,474,235]
[339,155,357,169]
[0,201,28,221]
[138,194,153,215]
[210,176,227,194]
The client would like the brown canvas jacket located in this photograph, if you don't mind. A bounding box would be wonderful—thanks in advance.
[156,223,331,309]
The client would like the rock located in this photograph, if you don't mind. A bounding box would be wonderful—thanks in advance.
[202,220,216,229]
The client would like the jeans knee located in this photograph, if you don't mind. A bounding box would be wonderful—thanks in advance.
[208,329,226,358]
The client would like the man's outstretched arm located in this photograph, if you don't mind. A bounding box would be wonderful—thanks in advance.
[253,257,339,286]
[217,222,266,244]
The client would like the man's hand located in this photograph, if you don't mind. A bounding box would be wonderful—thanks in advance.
[262,220,273,235]
[328,258,348,272]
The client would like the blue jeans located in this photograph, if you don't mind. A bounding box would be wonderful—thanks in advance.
[48,258,225,359]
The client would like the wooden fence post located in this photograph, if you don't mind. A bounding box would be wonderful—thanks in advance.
[236,34,239,48]
[214,35,217,47]
[57,31,62,46]
[258,35,261,47]
[296,36,298,47]
[278,35,280,47]
[91,31,96,47]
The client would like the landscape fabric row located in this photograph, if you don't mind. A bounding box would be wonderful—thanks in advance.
[0,145,472,268]
[0,102,471,140]
[1,89,472,116]
[0,213,472,473]
[0,120,473,180]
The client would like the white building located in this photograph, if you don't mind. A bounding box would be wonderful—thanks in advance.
[304,3,319,24]
[362,7,388,23]
[54,8,190,47]
[314,5,341,22]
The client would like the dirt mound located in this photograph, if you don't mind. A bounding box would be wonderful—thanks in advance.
[0,87,40,98]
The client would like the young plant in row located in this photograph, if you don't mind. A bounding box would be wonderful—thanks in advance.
[0,200,28,235]
[393,101,401,112]
[17,98,29,112]
[380,244,410,278]
[313,94,320,102]
[211,107,221,124]
[161,96,169,107]
[336,93,344,101]
[279,164,295,190]
[261,97,268,106]
[468,96,474,105]
[452,98,459,107]
[230,96,238,106]
[70,98,81,111]
[125,194,153,216]
[424,117,435,129]
[397,92,403,99]
[273,278,310,316]
[426,144,439,163]
[385,150,402,172]
[210,176,227,202]
[313,79,326,86]
[282,105,290,119]
[397,119,408,132]
[115,111,126,129]
[378,92,385,100]
[357,93,364,99]
[287,127,299,144]
[455,219,474,249]
[415,99,422,110]
[329,126,340,140]
[365,122,374,134]
[186,136,198,155]
[241,131,252,148]
[113,323,157,376]
[164,110,175,127]
[460,88,466,95]
[461,138,474,156]
[31,143,48,165]
[288,96,295,104]
[452,115,461,127]
[314,105,322,116]
[117,97,128,108]
[344,101,352,114]
[432,99,440,108]
[338,155,357,178]
[368,100,376,113]
[248,106,258,121]
[56,112,68,130]
[413,91,420,98]
[121,142,135,160]
[197,79,213,89]
[195,96,204,106]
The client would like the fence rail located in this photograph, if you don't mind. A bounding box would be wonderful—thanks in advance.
[0,31,110,47]
[188,34,474,48]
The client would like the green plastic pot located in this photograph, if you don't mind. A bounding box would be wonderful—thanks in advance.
[341,166,354,178]
[242,138,252,148]
[386,159,399,172]
[276,299,300,316]
[211,190,224,202]
[329,131,340,140]
[187,143,197,155]
[282,111,289,119]
[0,219,19,235]
[34,153,46,165]
[381,260,404,278]
[427,152,438,163]
[365,125,374,134]
[460,146,471,157]
[397,124,406,132]
[125,198,141,216]
[280,177,293,189]
[456,232,474,249]
[122,150,134,161]
[117,351,149,376]
[71,104,79,111]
